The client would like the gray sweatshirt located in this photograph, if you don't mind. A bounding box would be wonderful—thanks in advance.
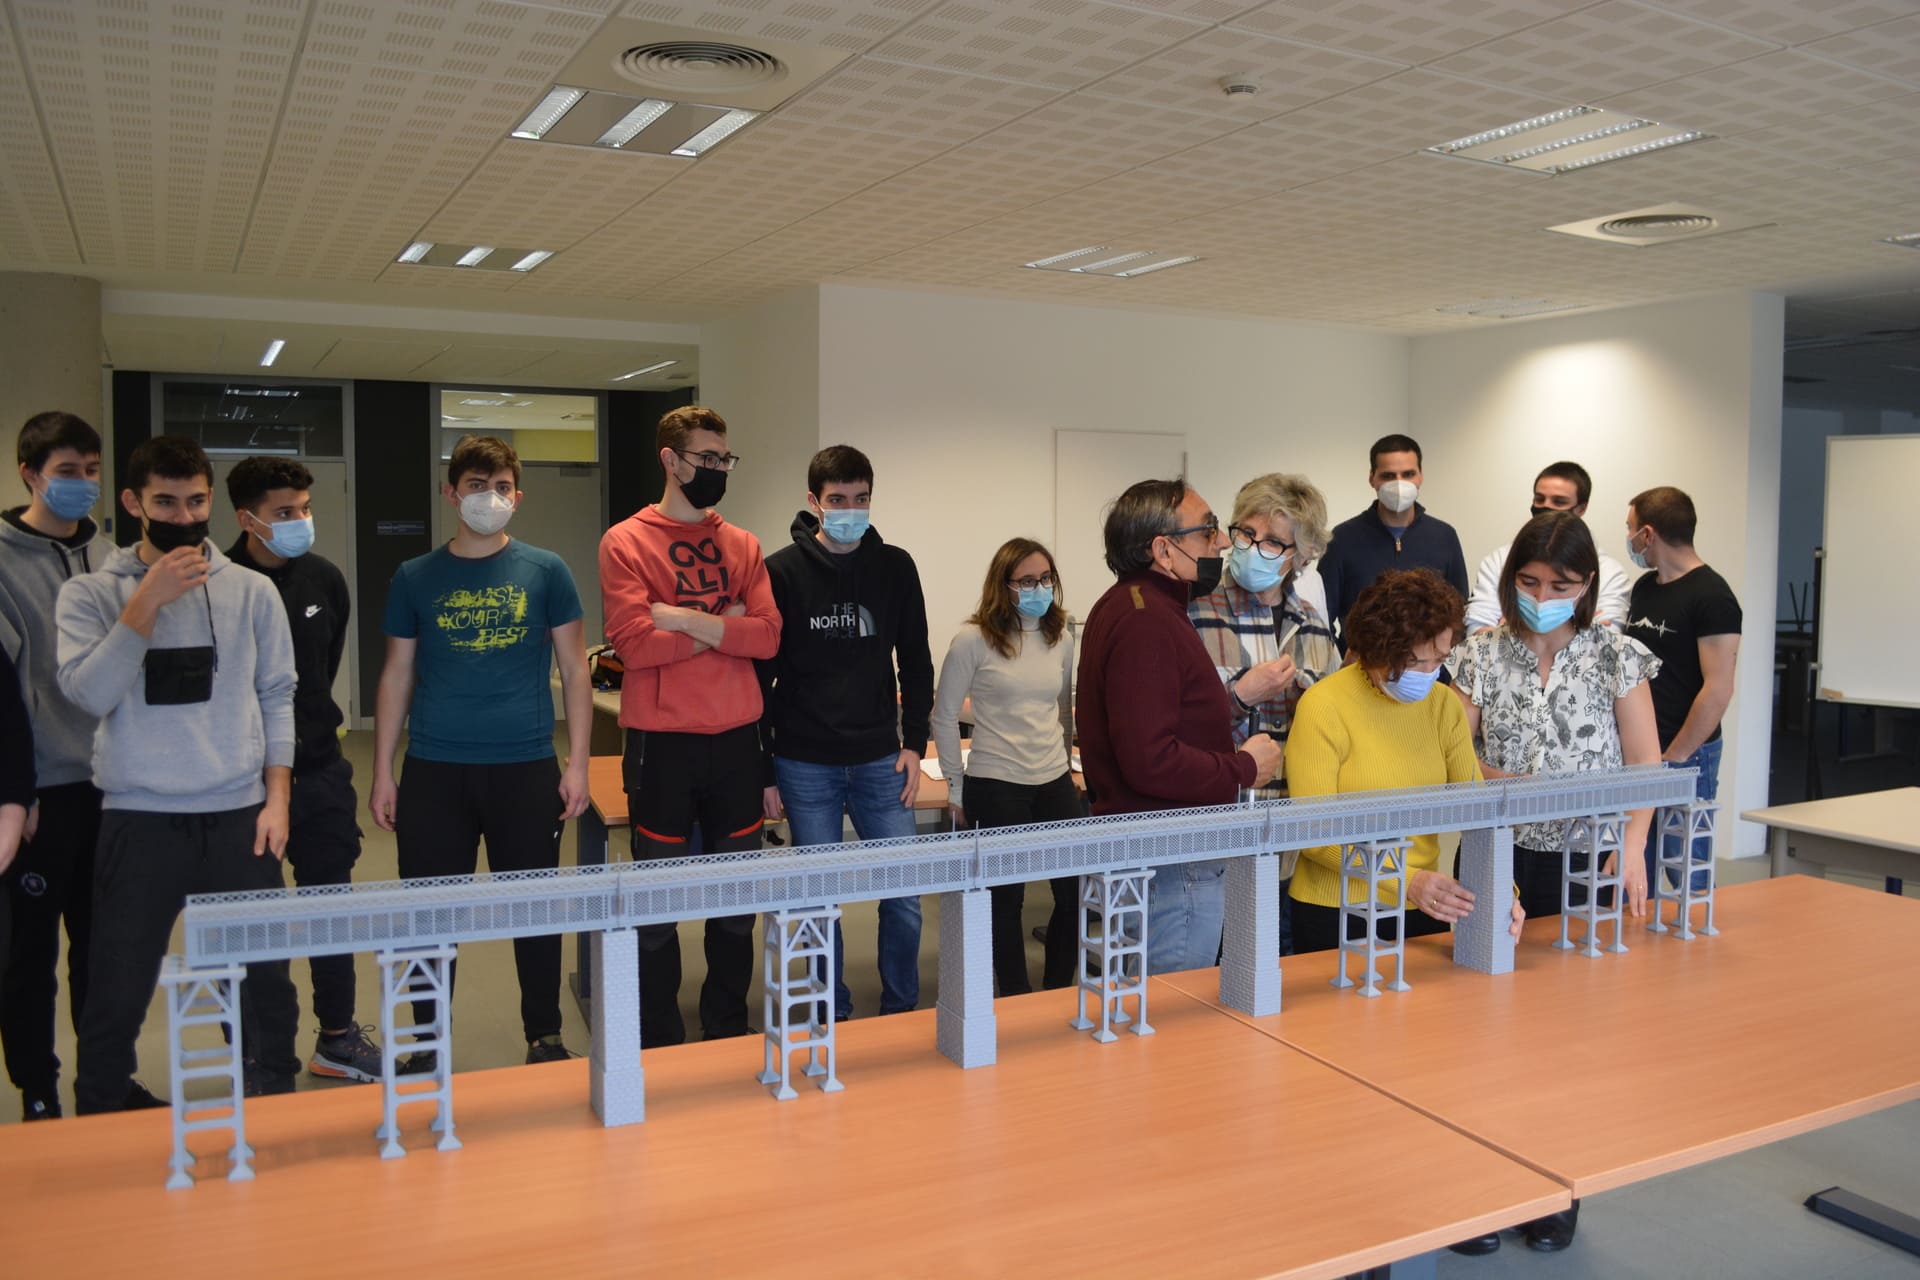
[56,542,296,813]
[0,510,103,787]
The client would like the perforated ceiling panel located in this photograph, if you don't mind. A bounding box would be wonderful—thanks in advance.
[0,13,78,263]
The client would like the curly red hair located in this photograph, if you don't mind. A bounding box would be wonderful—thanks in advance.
[1344,569,1464,679]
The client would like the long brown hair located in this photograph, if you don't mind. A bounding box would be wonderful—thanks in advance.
[970,537,1067,659]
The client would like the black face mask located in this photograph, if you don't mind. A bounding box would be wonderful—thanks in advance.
[1169,538,1223,596]
[1530,504,1552,519]
[680,464,727,510]
[146,516,209,554]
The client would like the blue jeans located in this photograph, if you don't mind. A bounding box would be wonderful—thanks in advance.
[1147,859,1228,975]
[1644,737,1722,891]
[774,755,922,1017]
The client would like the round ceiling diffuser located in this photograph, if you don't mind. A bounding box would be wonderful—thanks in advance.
[1598,212,1717,238]
[614,41,787,93]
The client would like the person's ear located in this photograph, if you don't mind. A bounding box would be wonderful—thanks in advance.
[120,489,142,520]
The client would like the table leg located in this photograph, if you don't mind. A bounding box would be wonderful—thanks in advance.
[1344,1251,1436,1279]
[1768,826,1787,878]
[1805,1187,1920,1258]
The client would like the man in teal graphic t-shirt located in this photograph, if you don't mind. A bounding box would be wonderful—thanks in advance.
[371,435,592,1068]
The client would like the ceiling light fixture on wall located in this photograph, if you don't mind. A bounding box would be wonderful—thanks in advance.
[1023,246,1202,279]
[506,83,762,158]
[1427,106,1709,175]
[259,339,285,367]
[611,360,679,381]
[1436,298,1586,319]
[393,242,557,272]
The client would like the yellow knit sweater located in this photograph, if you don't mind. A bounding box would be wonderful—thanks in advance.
[1285,663,1482,908]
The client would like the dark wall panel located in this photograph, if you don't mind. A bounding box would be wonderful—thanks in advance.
[606,387,693,527]
[110,370,153,547]
[353,380,433,713]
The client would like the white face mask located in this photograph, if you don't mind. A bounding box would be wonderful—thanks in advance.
[459,490,515,536]
[1376,479,1419,514]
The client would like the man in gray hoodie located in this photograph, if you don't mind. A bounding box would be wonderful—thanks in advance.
[56,436,301,1113]
[0,411,105,1120]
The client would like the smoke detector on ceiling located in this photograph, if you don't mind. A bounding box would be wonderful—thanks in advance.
[1547,203,1771,248]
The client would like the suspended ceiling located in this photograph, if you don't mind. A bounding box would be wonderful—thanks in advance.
[3,0,1920,379]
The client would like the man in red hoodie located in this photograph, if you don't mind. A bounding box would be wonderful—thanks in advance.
[598,406,781,1045]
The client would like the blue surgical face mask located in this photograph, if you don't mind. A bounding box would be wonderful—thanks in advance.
[1625,533,1650,571]
[1516,588,1577,633]
[819,507,870,544]
[39,474,100,521]
[258,514,315,559]
[1015,585,1053,618]
[1228,544,1285,594]
[1383,665,1440,703]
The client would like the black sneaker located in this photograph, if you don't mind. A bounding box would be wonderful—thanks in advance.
[396,1051,439,1076]
[21,1091,61,1121]
[242,1061,297,1098]
[310,1025,383,1083]
[124,1080,169,1110]
[525,1035,576,1064]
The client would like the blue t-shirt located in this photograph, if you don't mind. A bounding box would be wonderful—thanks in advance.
[383,540,583,764]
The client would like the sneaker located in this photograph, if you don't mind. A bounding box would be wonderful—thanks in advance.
[21,1091,61,1122]
[525,1035,577,1064]
[396,1051,439,1076]
[124,1080,169,1111]
[242,1061,297,1098]
[309,1025,384,1084]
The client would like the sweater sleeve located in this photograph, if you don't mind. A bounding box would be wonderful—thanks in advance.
[0,648,34,807]
[1102,613,1255,806]
[1464,545,1504,632]
[712,533,780,659]
[894,555,935,758]
[252,583,298,771]
[1595,554,1632,630]
[1438,691,1482,785]
[326,559,351,682]
[930,628,977,809]
[1444,529,1471,600]
[1058,625,1076,759]
[598,523,695,670]
[55,577,149,717]
[1283,681,1350,875]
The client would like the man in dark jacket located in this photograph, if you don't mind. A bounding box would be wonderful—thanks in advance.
[1317,434,1468,646]
[759,445,934,1019]
[226,455,383,1083]
[1077,478,1280,975]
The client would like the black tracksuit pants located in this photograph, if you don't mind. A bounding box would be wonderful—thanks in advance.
[1,780,99,1101]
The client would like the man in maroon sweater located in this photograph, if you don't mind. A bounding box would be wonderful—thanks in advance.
[1077,478,1280,974]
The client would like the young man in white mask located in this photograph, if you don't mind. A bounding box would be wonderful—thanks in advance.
[371,435,592,1068]
[226,456,383,1083]
[1316,434,1468,648]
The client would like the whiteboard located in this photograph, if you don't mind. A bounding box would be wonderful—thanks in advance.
[1819,434,1920,709]
[1054,430,1185,622]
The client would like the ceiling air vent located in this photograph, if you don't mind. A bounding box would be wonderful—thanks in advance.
[1548,203,1770,248]
[557,19,848,113]
[1598,213,1715,238]
[616,42,787,94]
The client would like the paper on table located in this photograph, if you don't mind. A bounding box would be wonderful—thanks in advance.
[920,748,969,782]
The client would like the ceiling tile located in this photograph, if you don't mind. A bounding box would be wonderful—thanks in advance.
[1628,0,1920,47]
[867,0,1212,91]
[1083,24,1406,116]
[776,56,1063,143]
[313,337,452,377]
[0,14,79,263]
[616,0,943,54]
[1228,0,1591,65]
[423,141,686,247]
[1800,14,1920,88]
[1600,47,1915,135]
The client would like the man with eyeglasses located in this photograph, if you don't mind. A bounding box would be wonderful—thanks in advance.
[1189,474,1340,957]
[1076,478,1281,976]
[598,406,780,1046]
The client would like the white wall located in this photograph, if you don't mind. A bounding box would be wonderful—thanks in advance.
[814,283,1409,648]
[1410,292,1786,857]
[699,287,821,559]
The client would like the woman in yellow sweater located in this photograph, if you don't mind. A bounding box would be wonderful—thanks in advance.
[1285,569,1524,954]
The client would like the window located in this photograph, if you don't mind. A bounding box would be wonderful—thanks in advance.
[439,389,598,464]
[160,380,346,457]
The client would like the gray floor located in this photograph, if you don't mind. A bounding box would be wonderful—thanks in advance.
[9,733,1919,1277]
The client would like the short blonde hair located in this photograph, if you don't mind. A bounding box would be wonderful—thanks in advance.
[1231,473,1330,561]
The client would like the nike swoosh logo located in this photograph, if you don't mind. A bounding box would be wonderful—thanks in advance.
[305,605,321,617]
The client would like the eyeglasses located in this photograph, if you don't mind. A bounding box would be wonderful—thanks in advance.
[1162,514,1220,541]
[1228,525,1296,560]
[675,449,740,472]
[1007,573,1057,591]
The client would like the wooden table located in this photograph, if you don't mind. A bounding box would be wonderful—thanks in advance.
[0,984,1567,1279]
[1156,876,1920,1198]
[1745,787,1920,892]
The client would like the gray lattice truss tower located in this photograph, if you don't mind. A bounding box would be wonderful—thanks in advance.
[159,767,1709,1186]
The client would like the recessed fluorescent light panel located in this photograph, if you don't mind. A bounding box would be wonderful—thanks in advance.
[1426,106,1710,175]
[259,339,285,367]
[611,360,679,382]
[1023,247,1202,279]
[1880,232,1920,249]
[1436,298,1587,319]
[506,84,761,158]
[393,242,556,272]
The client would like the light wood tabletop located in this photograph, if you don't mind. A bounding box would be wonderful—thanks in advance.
[1155,875,1920,1198]
[1742,787,1920,855]
[1,984,1567,1279]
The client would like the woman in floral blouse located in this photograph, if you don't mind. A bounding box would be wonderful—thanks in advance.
[1448,511,1663,923]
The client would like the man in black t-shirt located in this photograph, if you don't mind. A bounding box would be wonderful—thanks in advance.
[1624,486,1742,886]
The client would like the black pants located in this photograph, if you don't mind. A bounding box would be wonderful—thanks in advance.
[396,756,564,1042]
[2,780,99,1099]
[625,725,761,1047]
[286,757,362,1032]
[75,806,299,1114]
[1289,897,1450,955]
[963,772,1085,993]
[1515,844,1595,921]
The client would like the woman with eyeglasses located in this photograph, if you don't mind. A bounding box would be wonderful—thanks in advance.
[932,537,1081,993]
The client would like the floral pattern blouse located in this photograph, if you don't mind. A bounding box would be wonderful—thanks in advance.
[1447,625,1660,851]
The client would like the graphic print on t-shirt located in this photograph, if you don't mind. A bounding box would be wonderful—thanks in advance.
[809,601,875,637]
[669,535,734,614]
[435,583,529,652]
